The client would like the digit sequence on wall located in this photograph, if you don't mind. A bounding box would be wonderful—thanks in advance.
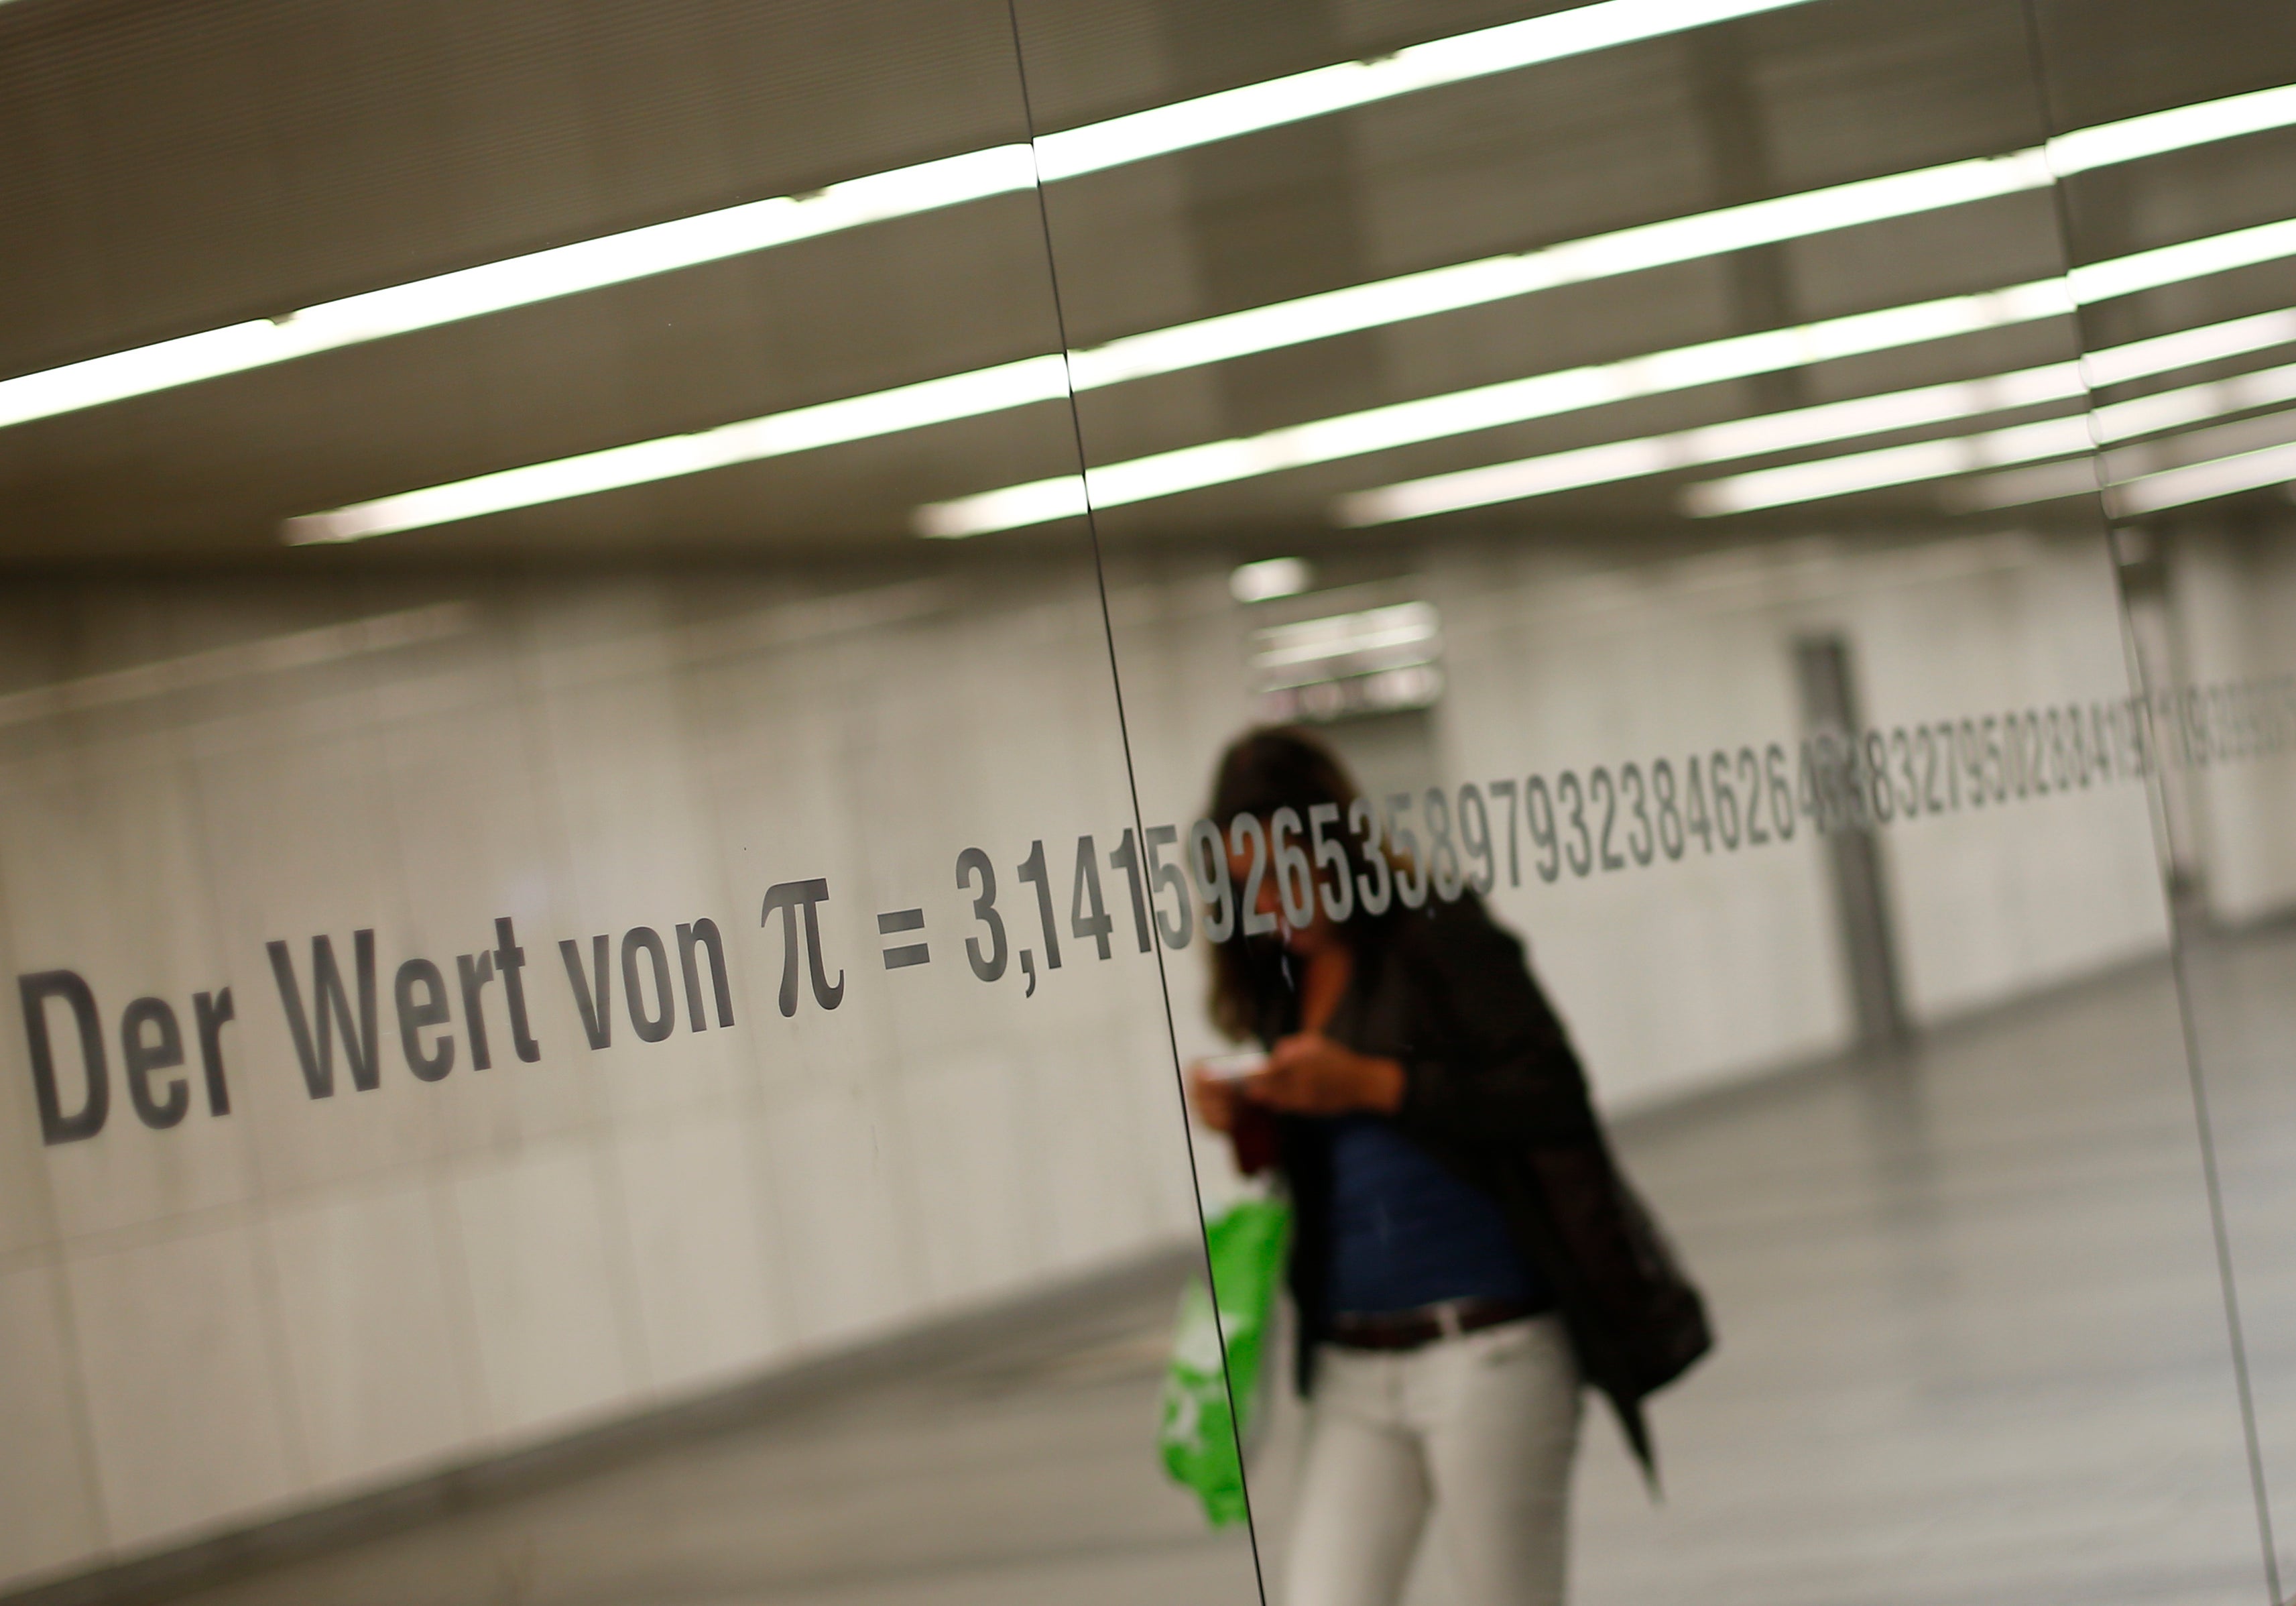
[32,675,2287,1127]
[945,674,2296,978]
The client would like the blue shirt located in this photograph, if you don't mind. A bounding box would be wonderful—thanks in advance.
[1322,1114,1551,1316]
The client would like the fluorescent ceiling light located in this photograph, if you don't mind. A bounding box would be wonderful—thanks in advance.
[40,100,2054,455]
[284,73,2296,544]
[1336,365,2083,522]
[2106,404,2296,479]
[1340,307,2296,521]
[2047,82,2296,176]
[1908,363,2296,510]
[2080,308,2296,386]
[2091,357,2296,442]
[298,194,2296,544]
[1251,601,1441,673]
[1687,361,2296,514]
[0,147,1041,434]
[6,0,1813,433]
[2066,217,2296,306]
[286,355,1070,542]
[1683,417,2096,513]
[1065,152,2051,388]
[920,201,2296,536]
[305,276,2079,543]
[915,284,2073,535]
[9,46,2295,434]
[2111,433,2296,514]
[1231,557,1315,603]
[1032,0,1815,181]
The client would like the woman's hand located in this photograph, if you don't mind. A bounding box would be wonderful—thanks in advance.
[1187,1063,1243,1133]
[1247,1033,1406,1116]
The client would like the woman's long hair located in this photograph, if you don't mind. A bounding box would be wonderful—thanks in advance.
[1204,726,1397,1041]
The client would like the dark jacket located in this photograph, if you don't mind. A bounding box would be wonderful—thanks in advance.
[1251,895,1710,1480]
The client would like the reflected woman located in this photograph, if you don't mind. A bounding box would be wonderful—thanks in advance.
[1187,728,1708,1606]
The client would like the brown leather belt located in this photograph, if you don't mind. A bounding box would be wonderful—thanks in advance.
[1327,1297,1544,1352]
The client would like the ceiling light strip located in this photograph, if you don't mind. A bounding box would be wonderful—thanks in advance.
[288,158,2073,541]
[1685,366,2296,515]
[916,209,2296,535]
[2092,354,2296,443]
[292,200,2296,544]
[1068,152,2291,394]
[1335,365,2085,521]
[2079,307,2296,386]
[2066,217,2296,306]
[1339,308,2296,521]
[1067,152,2053,388]
[1953,408,2296,514]
[914,286,2075,534]
[288,355,1070,542]
[1031,0,1815,181]
[2108,433,2296,514]
[5,0,1815,433]
[2046,82,2296,176]
[1683,416,2098,513]
[12,46,2296,432]
[0,146,1042,433]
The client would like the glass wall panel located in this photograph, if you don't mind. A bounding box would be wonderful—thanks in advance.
[7,2,2290,1603]
[0,5,1261,1604]
[2029,1,2296,1597]
[1006,0,2273,1599]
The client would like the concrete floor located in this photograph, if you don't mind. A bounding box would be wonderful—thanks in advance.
[72,929,2296,1606]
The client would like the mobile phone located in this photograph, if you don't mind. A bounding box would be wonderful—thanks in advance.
[1197,1051,1268,1082]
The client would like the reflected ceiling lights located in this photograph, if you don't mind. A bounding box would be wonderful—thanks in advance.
[2046,82,2296,175]
[1340,308,2296,520]
[1335,365,2088,521]
[1963,391,2296,514]
[1682,416,2097,514]
[2111,435,2296,514]
[1231,557,1316,603]
[2,0,1817,434]
[286,357,1074,544]
[288,173,2072,541]
[1952,408,2296,518]
[912,286,2081,536]
[2081,308,2296,386]
[1248,600,1448,724]
[1,146,1041,433]
[915,214,2296,536]
[1683,357,2296,513]
[277,78,2296,542]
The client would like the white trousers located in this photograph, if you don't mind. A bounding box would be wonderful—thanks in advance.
[1283,1315,1581,1606]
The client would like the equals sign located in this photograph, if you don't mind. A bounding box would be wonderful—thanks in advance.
[878,909,930,970]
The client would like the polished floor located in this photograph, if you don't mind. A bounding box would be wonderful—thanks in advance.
[60,929,2296,1606]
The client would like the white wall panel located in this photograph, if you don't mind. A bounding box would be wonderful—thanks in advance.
[613,1111,784,1395]
[265,1172,481,1494]
[0,1263,105,1591]
[0,533,2224,1583]
[64,1224,304,1551]
[2173,532,2296,926]
[0,746,259,1241]
[450,1137,642,1439]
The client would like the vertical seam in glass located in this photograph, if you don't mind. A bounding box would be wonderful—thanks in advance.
[997,5,1276,1595]
[2013,5,2284,1597]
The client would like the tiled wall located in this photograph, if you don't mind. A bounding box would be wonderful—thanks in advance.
[0,563,1195,1589]
[1120,531,2178,1110]
[6,528,2285,1589]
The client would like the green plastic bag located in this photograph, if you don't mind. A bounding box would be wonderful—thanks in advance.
[1159,1197,1291,1526]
